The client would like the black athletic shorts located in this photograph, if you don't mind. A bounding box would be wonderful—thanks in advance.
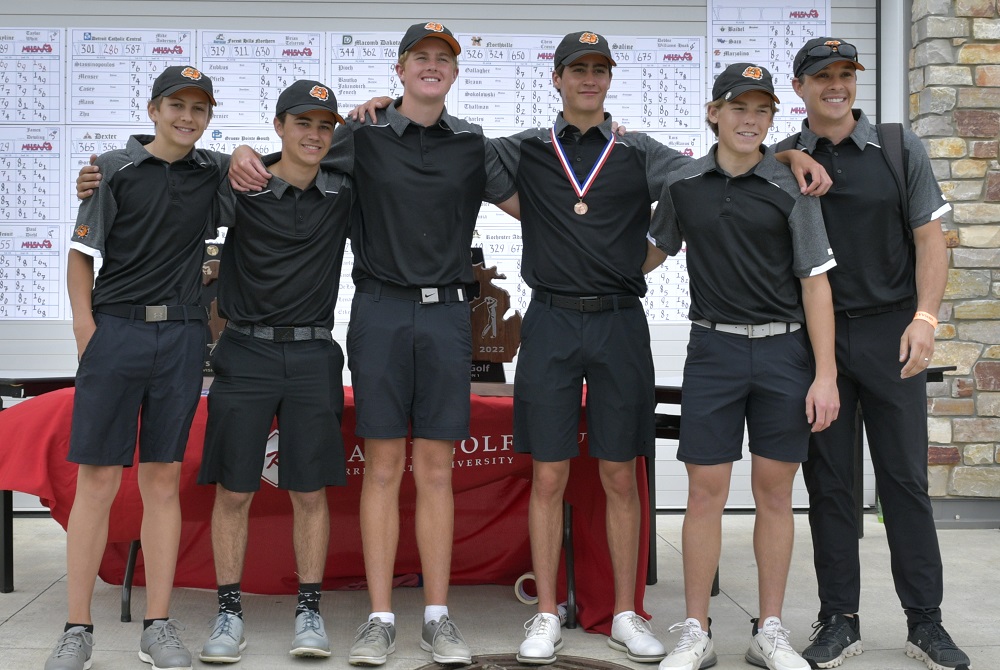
[199,328,346,492]
[513,300,655,462]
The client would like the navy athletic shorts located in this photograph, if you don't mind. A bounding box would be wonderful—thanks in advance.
[68,312,206,466]
[678,324,813,465]
[347,291,472,440]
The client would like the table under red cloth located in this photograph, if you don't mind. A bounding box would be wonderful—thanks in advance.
[0,387,650,634]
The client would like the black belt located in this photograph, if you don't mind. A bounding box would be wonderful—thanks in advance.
[355,279,467,304]
[226,322,333,343]
[842,298,915,318]
[95,303,208,322]
[532,290,641,313]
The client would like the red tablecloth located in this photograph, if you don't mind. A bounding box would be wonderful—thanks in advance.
[0,387,649,634]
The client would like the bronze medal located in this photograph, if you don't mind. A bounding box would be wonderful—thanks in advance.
[551,126,615,219]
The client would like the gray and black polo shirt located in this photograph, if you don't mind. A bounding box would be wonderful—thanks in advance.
[651,145,836,325]
[323,98,513,288]
[70,134,229,307]
[789,110,950,313]
[215,155,353,330]
[491,113,690,297]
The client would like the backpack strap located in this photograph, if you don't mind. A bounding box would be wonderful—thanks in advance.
[876,122,911,241]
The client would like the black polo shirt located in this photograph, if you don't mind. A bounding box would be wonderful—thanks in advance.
[790,110,950,312]
[71,135,229,307]
[322,98,512,288]
[652,145,836,324]
[492,113,689,297]
[215,156,353,329]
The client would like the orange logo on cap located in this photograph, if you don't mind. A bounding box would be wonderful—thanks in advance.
[741,66,764,80]
[180,66,203,81]
[824,40,842,50]
[424,22,444,32]
[309,85,329,101]
[579,32,600,45]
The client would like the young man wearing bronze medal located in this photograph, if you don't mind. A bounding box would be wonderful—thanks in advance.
[487,31,693,664]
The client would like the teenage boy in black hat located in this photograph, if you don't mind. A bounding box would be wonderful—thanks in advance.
[228,22,516,666]
[783,38,967,670]
[488,31,692,666]
[654,62,838,670]
[47,65,226,670]
[195,79,352,664]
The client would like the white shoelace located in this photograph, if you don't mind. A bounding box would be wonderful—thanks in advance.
[667,619,705,652]
[524,614,557,639]
[621,614,654,638]
[761,620,795,658]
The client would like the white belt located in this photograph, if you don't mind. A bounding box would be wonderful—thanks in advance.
[693,319,801,338]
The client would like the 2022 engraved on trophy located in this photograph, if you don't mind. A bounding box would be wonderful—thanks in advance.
[469,248,522,383]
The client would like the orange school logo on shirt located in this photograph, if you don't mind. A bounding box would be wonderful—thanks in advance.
[741,66,764,80]
[309,85,330,101]
[74,224,89,238]
[579,32,600,45]
[180,66,204,81]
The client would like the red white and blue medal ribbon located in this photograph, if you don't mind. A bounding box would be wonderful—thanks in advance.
[551,126,615,215]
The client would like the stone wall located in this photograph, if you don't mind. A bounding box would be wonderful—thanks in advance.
[911,0,1000,498]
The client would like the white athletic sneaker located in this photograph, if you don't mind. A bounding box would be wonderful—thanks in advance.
[746,617,809,670]
[517,613,563,665]
[659,618,716,670]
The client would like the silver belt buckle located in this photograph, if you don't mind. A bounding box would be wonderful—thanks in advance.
[145,305,168,322]
[420,288,440,304]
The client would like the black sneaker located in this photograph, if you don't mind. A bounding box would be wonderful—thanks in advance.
[905,621,971,670]
[800,614,862,669]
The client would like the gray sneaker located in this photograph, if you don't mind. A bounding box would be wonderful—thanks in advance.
[45,627,94,670]
[291,610,332,657]
[199,613,247,664]
[349,617,396,666]
[421,615,473,665]
[139,619,192,670]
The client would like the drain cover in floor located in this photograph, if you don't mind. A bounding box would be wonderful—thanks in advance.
[413,654,633,670]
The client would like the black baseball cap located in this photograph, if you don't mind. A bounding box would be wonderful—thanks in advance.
[712,62,780,103]
[554,31,617,68]
[793,38,866,78]
[275,80,345,124]
[151,65,217,105]
[398,22,461,58]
